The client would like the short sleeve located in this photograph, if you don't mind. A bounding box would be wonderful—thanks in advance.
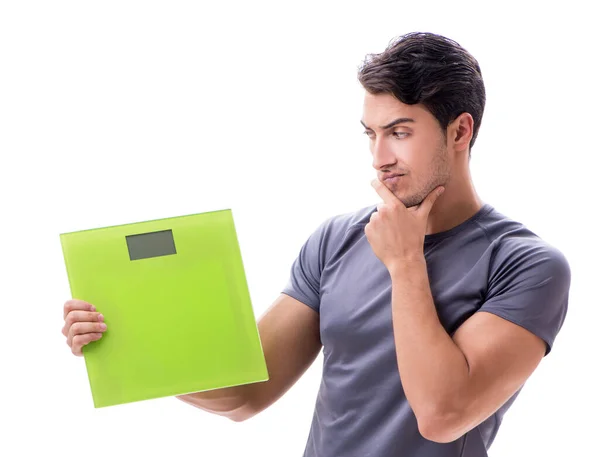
[478,240,571,355]
[281,218,333,313]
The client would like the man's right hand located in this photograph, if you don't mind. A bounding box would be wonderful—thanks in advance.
[62,299,107,356]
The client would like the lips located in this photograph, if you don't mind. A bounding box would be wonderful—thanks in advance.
[383,173,405,181]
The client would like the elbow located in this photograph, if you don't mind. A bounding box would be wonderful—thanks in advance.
[416,409,465,444]
[226,403,259,423]
[175,395,255,423]
[228,409,253,423]
[417,418,459,443]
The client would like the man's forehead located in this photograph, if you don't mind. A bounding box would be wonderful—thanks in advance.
[361,96,423,129]
[362,94,424,128]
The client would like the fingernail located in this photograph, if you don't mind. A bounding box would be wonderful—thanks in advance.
[98,314,104,321]
[91,305,96,311]
[100,323,107,330]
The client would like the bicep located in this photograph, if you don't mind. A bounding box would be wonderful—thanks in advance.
[243,293,322,416]
[451,311,546,427]
[450,241,569,430]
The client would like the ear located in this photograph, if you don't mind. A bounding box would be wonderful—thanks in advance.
[448,112,474,155]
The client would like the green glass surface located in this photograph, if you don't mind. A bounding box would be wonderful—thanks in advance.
[60,209,269,408]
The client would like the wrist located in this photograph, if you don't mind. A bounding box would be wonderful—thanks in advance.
[388,255,427,277]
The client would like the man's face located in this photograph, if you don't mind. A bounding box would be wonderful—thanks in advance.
[362,92,451,208]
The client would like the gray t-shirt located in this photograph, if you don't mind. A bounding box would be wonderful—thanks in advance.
[281,202,570,457]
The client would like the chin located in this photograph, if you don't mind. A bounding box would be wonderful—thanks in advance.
[400,193,425,208]
[403,200,421,209]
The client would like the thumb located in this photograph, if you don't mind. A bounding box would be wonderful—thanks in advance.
[418,186,445,215]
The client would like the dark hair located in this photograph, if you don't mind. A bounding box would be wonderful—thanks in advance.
[358,32,486,154]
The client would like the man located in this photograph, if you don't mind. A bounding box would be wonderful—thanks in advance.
[62,32,571,456]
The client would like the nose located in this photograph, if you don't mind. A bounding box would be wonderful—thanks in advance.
[371,137,397,171]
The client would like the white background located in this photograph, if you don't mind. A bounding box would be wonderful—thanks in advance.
[1,1,598,456]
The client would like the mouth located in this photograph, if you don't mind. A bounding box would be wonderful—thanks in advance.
[383,174,405,182]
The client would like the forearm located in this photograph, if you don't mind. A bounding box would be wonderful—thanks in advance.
[389,259,470,422]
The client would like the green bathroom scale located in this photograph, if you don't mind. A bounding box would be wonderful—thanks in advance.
[60,209,269,408]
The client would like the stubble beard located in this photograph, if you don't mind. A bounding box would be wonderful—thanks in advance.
[394,143,451,208]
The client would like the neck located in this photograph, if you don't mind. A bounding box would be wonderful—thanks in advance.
[426,168,483,236]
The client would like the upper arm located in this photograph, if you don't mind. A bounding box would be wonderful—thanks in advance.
[447,241,571,436]
[241,293,322,418]
[239,215,339,417]
[449,311,546,433]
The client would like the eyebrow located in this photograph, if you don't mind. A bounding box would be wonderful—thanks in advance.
[360,117,416,130]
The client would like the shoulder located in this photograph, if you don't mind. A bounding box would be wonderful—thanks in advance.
[308,203,377,261]
[481,206,571,285]
[477,207,571,354]
[316,203,377,240]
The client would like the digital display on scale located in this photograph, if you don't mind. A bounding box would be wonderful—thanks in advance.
[126,229,177,261]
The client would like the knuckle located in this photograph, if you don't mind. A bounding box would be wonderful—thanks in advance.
[65,312,77,327]
[70,322,82,335]
[73,335,83,347]
[65,299,89,312]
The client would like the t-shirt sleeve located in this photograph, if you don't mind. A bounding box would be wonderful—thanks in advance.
[281,218,334,313]
[478,239,571,355]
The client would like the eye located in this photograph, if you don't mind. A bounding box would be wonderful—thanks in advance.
[393,132,408,139]
[363,130,375,139]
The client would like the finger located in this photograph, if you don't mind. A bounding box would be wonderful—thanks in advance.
[72,333,103,356]
[63,310,104,336]
[67,320,107,348]
[418,186,445,215]
[68,321,107,348]
[371,179,404,208]
[64,299,95,320]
